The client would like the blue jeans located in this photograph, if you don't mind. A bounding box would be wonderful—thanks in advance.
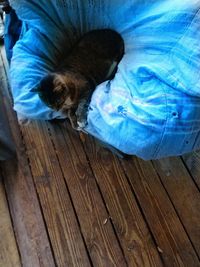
[4,8,21,63]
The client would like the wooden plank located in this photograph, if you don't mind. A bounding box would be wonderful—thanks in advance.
[152,157,200,258]
[0,49,56,267]
[1,159,56,267]
[0,173,21,267]
[1,45,90,267]
[21,121,92,267]
[81,134,163,267]
[182,151,200,190]
[0,46,11,100]
[48,121,127,267]
[121,157,200,267]
[0,46,9,73]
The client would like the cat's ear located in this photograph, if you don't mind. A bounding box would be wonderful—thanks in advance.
[30,86,41,93]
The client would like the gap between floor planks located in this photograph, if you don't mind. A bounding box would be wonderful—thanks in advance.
[0,45,163,267]
[0,45,56,267]
[0,172,21,267]
[1,43,200,267]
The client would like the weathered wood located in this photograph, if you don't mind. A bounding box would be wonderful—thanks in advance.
[0,46,11,100]
[182,151,200,190]
[2,40,200,267]
[153,157,200,258]
[21,121,92,267]
[0,173,21,267]
[1,44,91,267]
[48,121,127,267]
[1,159,56,267]
[121,157,200,267]
[81,134,163,267]
[0,46,9,73]
[0,48,56,267]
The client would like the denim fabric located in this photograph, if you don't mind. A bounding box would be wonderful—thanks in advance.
[8,0,200,159]
[4,8,21,62]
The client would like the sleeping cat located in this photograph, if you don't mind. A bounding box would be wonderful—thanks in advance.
[31,29,124,129]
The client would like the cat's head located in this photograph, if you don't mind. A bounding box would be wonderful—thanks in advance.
[31,72,90,111]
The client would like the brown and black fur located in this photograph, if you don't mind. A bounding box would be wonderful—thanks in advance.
[31,29,124,129]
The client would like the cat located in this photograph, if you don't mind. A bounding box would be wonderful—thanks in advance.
[31,29,124,129]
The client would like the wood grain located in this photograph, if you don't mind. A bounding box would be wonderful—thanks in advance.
[48,121,127,267]
[21,121,91,267]
[0,47,55,267]
[182,151,200,190]
[2,40,200,267]
[1,43,91,267]
[0,173,21,267]
[122,157,200,267]
[153,157,200,258]
[81,134,163,267]
[1,152,56,267]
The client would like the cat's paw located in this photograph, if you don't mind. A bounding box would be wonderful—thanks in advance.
[77,120,87,129]
[76,98,89,129]
[17,113,31,125]
[67,108,80,131]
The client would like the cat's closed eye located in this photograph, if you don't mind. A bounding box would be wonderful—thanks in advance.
[35,29,124,130]
[54,84,66,93]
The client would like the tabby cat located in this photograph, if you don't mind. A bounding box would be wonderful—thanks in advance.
[31,29,124,129]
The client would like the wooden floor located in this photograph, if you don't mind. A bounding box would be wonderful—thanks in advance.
[0,46,200,267]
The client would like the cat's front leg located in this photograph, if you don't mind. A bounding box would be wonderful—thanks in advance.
[76,98,89,128]
[67,108,80,130]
